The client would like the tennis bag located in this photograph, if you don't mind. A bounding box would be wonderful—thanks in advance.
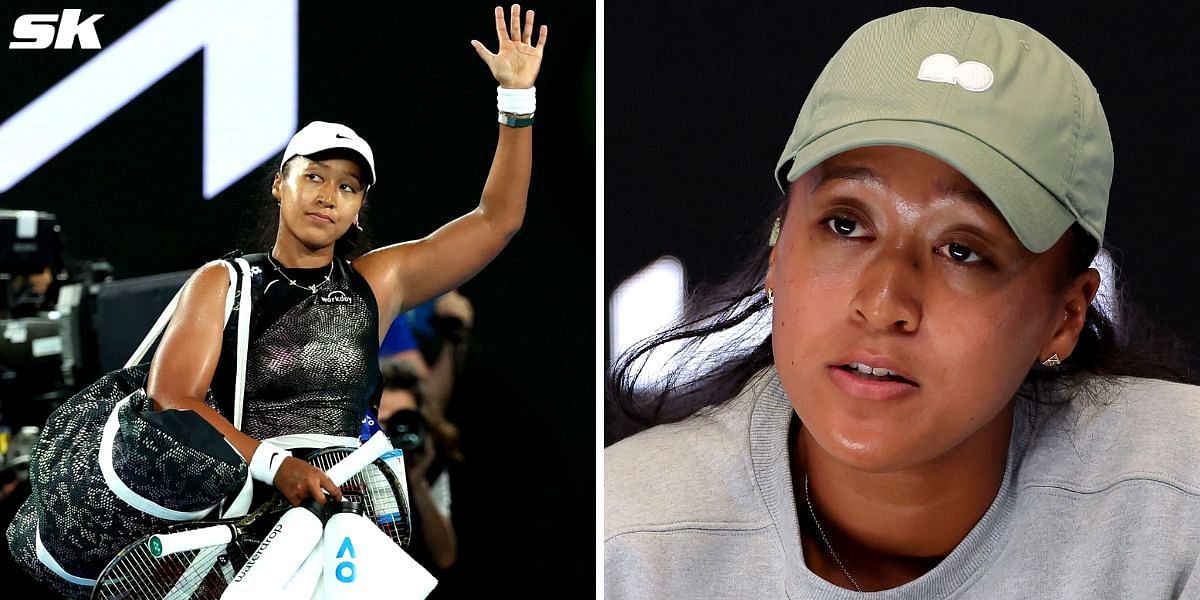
[6,258,259,599]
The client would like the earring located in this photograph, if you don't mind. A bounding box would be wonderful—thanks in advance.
[353,219,363,231]
[1042,353,1061,367]
[766,287,774,305]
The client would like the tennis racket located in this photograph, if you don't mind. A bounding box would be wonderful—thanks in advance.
[90,437,410,600]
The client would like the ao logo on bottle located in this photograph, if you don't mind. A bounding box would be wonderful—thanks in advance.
[10,10,104,49]
[334,536,357,583]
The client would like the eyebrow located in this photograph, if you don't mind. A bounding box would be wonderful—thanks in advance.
[816,166,882,188]
[817,164,999,215]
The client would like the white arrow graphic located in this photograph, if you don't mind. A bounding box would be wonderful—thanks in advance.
[0,0,297,199]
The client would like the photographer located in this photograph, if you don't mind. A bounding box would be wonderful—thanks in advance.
[380,357,463,572]
[379,289,473,424]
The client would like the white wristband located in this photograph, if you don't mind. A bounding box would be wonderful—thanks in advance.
[497,86,536,115]
[249,442,292,485]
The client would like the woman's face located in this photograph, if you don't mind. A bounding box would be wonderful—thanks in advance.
[271,155,366,250]
[767,146,1096,473]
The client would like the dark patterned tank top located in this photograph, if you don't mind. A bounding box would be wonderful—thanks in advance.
[206,253,382,439]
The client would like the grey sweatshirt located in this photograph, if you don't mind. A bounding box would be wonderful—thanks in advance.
[605,368,1200,599]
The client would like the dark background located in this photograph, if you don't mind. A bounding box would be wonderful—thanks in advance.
[605,1,1200,375]
[1,0,594,596]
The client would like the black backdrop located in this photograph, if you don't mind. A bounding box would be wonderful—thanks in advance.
[605,1,1200,376]
[1,0,594,596]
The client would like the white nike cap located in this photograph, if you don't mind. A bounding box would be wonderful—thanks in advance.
[281,121,377,185]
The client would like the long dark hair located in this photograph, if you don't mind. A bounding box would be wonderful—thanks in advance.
[244,151,375,260]
[607,198,1194,444]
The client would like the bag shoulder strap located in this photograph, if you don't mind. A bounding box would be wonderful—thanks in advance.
[230,258,253,431]
[121,259,254,430]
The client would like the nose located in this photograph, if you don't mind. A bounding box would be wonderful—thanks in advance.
[315,180,337,206]
[849,250,922,334]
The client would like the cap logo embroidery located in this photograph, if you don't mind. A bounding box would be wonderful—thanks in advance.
[917,53,994,92]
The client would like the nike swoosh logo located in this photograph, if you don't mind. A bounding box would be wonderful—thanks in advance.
[335,133,351,139]
[269,454,282,468]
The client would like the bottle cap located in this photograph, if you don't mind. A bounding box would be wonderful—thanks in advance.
[326,499,366,516]
[301,499,331,523]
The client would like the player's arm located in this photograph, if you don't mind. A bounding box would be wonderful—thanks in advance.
[353,5,547,327]
[145,263,341,505]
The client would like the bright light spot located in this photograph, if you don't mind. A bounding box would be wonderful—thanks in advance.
[609,257,774,390]
[608,256,685,385]
[1091,249,1118,325]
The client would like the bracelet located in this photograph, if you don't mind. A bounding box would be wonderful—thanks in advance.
[498,111,535,128]
[497,86,536,114]
[249,441,292,485]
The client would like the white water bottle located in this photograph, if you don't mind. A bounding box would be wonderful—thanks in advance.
[320,502,437,600]
[277,537,324,600]
[221,501,327,600]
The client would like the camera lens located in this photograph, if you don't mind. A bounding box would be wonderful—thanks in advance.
[388,409,426,452]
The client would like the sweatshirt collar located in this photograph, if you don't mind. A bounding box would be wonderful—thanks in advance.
[748,367,1032,598]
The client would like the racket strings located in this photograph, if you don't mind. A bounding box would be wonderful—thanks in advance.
[93,531,249,599]
[308,452,410,548]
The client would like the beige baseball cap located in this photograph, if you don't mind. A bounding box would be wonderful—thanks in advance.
[775,7,1112,252]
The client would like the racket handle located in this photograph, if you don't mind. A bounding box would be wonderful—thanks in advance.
[325,431,392,486]
[148,524,235,557]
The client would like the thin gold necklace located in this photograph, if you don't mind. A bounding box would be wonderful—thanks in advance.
[266,253,334,295]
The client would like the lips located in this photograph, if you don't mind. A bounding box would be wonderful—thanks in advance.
[835,362,917,386]
[826,353,919,401]
[306,212,334,225]
[831,354,917,385]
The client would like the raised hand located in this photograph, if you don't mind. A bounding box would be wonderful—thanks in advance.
[471,4,547,89]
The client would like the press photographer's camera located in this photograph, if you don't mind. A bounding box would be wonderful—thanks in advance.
[389,408,427,454]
